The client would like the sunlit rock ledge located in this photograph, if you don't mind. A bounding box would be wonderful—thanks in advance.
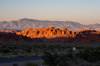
[16,27,77,39]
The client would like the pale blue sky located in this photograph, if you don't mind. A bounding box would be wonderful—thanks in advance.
[0,0,100,24]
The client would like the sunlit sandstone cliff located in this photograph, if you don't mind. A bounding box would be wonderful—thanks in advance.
[16,27,76,39]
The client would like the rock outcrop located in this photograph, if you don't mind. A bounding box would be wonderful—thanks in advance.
[75,30,100,43]
[16,27,77,39]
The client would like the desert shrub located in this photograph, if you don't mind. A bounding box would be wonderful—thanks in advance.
[79,47,100,62]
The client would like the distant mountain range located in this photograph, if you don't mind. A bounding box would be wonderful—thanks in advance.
[0,18,100,31]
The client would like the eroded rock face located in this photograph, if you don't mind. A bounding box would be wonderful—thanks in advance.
[16,27,77,39]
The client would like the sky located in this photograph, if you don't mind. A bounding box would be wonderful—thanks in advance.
[0,0,100,24]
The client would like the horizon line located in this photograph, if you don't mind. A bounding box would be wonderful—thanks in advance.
[0,18,99,25]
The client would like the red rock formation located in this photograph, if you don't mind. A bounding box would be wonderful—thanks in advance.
[16,27,76,39]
